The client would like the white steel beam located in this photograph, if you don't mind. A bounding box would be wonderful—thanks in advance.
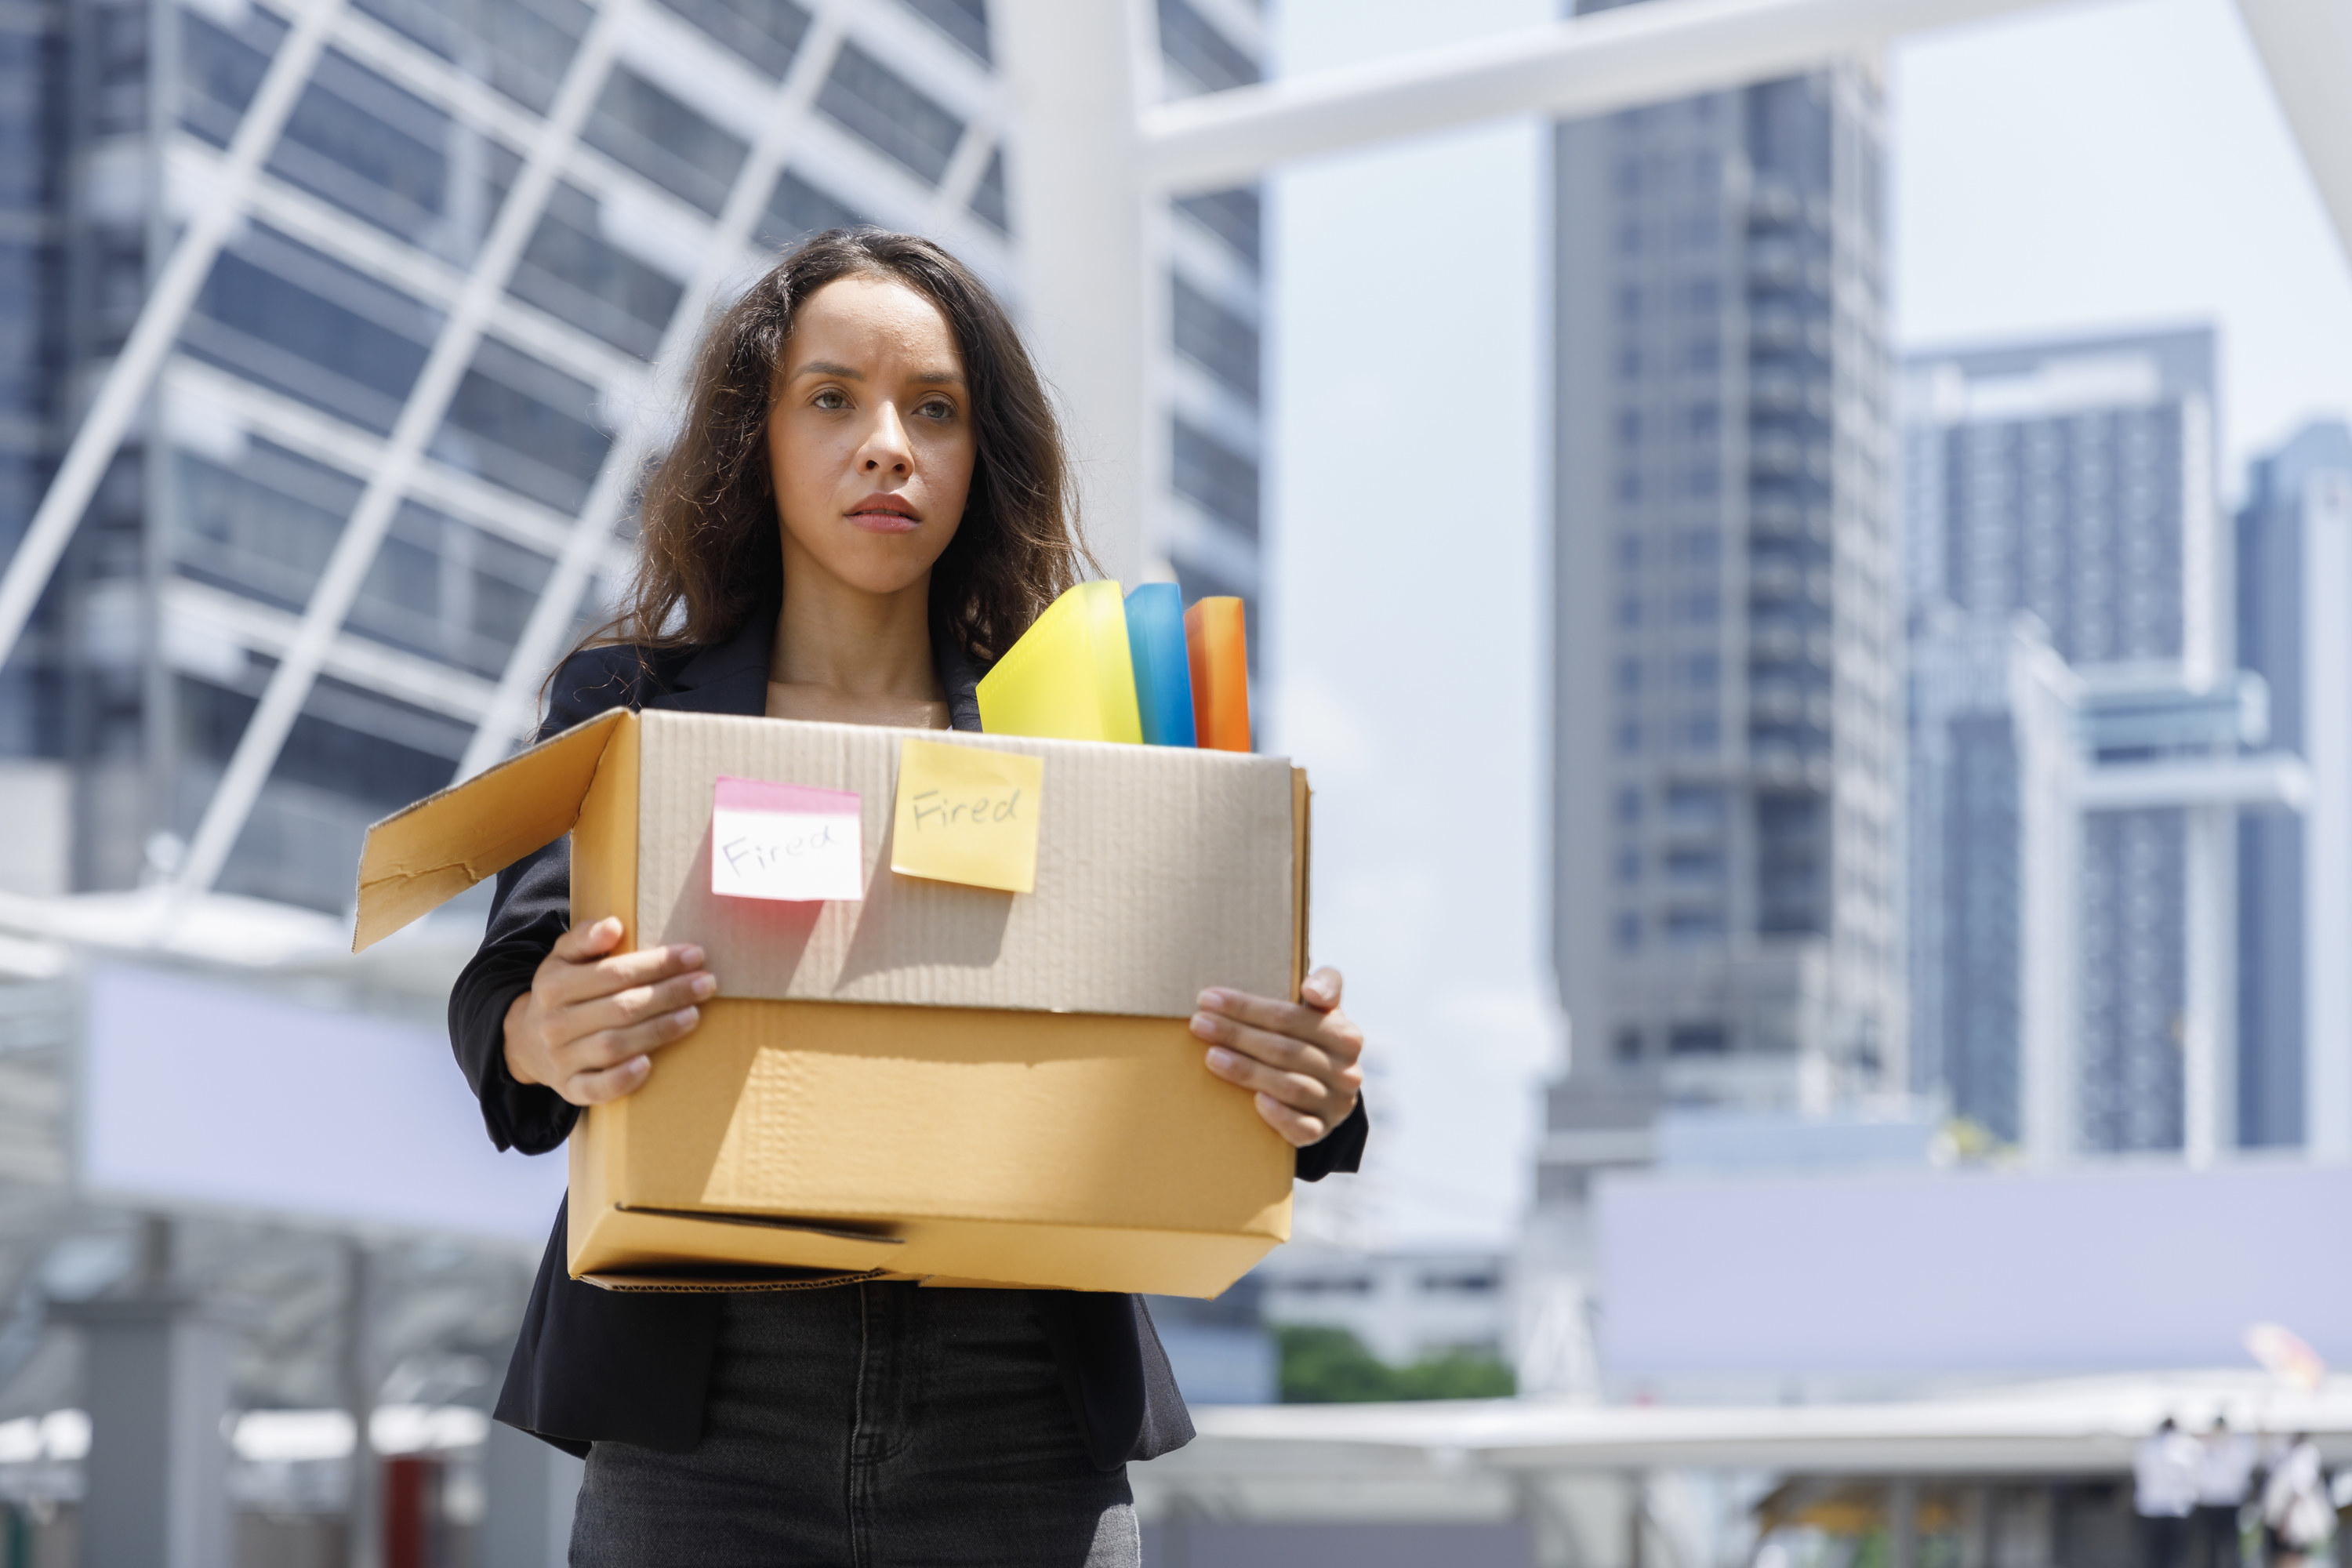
[2303,473,2352,1162]
[452,0,858,781]
[991,0,1158,584]
[2181,803,2234,1167]
[2071,751,2314,812]
[2235,0,2352,269]
[171,0,636,899]
[1139,0,2056,194]
[0,0,347,674]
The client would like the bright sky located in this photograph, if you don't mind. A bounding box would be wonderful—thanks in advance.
[1265,0,2352,1247]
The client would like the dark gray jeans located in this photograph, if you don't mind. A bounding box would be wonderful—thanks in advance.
[569,1282,1138,1566]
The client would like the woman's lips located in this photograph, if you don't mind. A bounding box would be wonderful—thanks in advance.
[846,499,920,533]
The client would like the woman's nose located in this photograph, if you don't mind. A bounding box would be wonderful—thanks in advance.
[862,405,913,473]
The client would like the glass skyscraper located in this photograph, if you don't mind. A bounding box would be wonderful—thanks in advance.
[1902,328,2230,1154]
[0,0,1268,912]
[2234,418,2352,1149]
[1539,30,1902,1226]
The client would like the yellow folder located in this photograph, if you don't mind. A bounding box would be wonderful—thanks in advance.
[975,581,1145,744]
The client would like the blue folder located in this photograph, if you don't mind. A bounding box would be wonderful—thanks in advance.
[1123,583,1197,747]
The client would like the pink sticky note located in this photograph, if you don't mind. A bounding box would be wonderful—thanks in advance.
[710,776,864,902]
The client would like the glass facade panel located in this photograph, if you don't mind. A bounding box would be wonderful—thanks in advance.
[187,231,441,434]
[179,9,286,147]
[351,0,590,114]
[1175,188,1260,265]
[1171,275,1257,403]
[172,445,359,615]
[1157,0,1255,93]
[352,503,556,675]
[970,146,1007,235]
[584,66,749,217]
[905,0,988,62]
[652,0,808,80]
[1171,416,1257,538]
[514,181,686,358]
[436,336,612,510]
[759,166,866,253]
[816,40,964,187]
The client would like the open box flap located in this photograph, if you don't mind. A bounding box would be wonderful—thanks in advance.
[350,709,630,952]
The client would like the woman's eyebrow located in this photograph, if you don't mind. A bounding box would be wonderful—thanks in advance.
[909,368,965,387]
[790,359,864,380]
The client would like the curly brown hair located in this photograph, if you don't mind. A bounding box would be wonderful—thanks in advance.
[598,229,1092,662]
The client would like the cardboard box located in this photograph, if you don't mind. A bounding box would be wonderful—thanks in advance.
[354,709,1309,1297]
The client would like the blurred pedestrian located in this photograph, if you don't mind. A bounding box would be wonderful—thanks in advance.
[2193,1416,2256,1568]
[2262,1433,2334,1568]
[2137,1417,2201,1568]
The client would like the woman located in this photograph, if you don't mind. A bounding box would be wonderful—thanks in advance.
[448,230,1369,1564]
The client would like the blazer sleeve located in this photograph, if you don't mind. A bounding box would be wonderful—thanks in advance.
[1294,1096,1367,1182]
[446,648,651,1156]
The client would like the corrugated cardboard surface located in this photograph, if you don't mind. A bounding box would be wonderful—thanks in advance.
[630,710,1296,1018]
[351,709,626,951]
[568,1000,1294,1296]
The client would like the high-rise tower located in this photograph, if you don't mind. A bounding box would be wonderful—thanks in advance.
[1904,328,2227,1154]
[1542,44,1902,1227]
[2234,419,2352,1149]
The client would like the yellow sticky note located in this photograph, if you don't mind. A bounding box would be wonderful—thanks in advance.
[890,739,1045,894]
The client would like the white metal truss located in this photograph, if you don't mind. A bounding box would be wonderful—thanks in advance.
[451,0,866,779]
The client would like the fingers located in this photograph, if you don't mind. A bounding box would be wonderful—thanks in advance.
[542,941,707,1006]
[569,970,716,1035]
[1203,1037,1337,1107]
[563,1052,652,1106]
[1251,1092,1329,1149]
[565,1006,702,1073]
[550,916,625,963]
[1194,975,1364,1145]
[1195,987,1365,1067]
[1301,967,1344,1011]
[1194,1011,1334,1077]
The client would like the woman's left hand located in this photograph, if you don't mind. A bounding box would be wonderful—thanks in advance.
[1192,967,1363,1148]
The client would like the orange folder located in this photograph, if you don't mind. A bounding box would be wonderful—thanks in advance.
[1183,597,1251,753]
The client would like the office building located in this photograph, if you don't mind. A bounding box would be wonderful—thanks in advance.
[0,0,1268,911]
[1900,331,2352,1163]
[1905,329,2216,1155]
[1542,31,1903,1231]
[2234,419,2352,1148]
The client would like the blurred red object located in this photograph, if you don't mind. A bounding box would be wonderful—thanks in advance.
[383,1454,444,1568]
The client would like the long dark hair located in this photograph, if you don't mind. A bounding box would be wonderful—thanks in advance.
[601,229,1091,662]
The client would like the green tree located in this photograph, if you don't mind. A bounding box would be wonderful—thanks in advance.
[1276,1324,1515,1403]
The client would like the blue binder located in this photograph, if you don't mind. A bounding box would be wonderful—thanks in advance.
[1123,583,1197,747]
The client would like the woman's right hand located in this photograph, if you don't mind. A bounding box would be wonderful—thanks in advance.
[503,916,716,1106]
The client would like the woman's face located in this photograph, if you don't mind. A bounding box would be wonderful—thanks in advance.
[767,274,975,599]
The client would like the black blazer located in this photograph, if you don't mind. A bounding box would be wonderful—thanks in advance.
[448,606,1368,1468]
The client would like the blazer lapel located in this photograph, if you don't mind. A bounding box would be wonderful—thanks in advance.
[645,605,774,717]
[643,599,987,727]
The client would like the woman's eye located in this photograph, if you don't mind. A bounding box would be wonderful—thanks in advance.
[918,399,954,421]
[813,389,848,410]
